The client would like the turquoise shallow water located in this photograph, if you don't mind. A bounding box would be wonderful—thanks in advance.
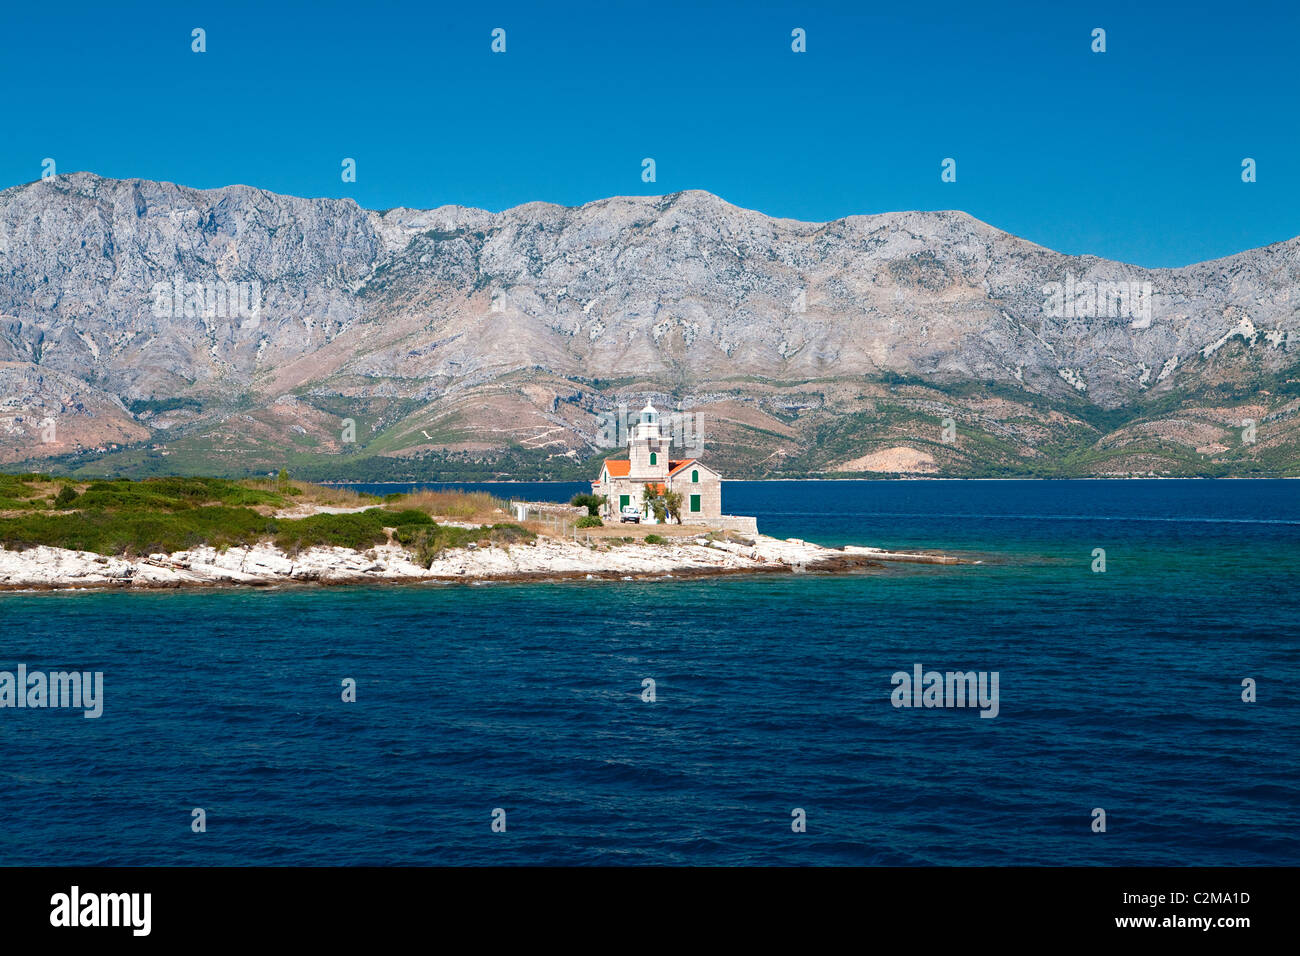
[1,479,1297,865]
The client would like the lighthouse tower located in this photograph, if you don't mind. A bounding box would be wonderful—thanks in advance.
[627,401,670,482]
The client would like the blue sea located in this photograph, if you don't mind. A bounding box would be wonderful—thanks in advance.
[2,479,1297,866]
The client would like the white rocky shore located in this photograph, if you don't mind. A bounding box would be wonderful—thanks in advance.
[0,532,963,591]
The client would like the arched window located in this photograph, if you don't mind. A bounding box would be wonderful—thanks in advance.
[649,452,657,466]
[691,470,699,482]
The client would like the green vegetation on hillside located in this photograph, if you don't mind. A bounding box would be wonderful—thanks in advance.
[125,397,204,417]
[9,359,1300,481]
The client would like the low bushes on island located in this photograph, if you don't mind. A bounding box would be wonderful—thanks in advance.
[393,521,535,568]
[77,477,285,512]
[0,506,278,556]
[0,475,532,560]
[1,473,60,510]
[273,510,393,554]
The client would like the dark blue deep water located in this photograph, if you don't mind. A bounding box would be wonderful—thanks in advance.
[2,480,1297,865]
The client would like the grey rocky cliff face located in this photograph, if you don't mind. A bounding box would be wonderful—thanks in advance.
[0,172,1296,474]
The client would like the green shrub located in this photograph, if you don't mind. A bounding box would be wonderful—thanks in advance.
[485,523,535,545]
[53,485,79,508]
[393,521,535,568]
[273,509,390,554]
[392,520,439,545]
[644,534,667,544]
[385,508,434,526]
[396,527,440,568]
[570,492,606,517]
[576,515,602,528]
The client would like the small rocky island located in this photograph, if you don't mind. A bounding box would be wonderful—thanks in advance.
[0,474,962,592]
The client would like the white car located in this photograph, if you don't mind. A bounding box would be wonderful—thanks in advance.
[619,506,642,523]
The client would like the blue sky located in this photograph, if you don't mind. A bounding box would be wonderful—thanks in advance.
[1,0,1296,267]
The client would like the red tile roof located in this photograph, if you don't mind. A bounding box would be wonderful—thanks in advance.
[601,459,702,483]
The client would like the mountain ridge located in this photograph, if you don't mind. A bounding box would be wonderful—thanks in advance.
[11,172,1296,268]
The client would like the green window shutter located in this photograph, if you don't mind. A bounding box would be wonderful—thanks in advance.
[690,494,701,513]
[619,494,630,510]
[649,452,657,466]
[691,470,698,482]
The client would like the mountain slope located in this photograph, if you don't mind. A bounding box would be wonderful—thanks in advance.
[2,172,1298,478]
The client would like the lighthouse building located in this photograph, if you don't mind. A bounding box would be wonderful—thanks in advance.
[591,402,722,524]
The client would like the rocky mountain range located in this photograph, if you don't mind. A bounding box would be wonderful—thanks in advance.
[2,171,1298,479]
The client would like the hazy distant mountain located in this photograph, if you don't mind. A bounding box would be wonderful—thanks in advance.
[2,172,1298,479]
